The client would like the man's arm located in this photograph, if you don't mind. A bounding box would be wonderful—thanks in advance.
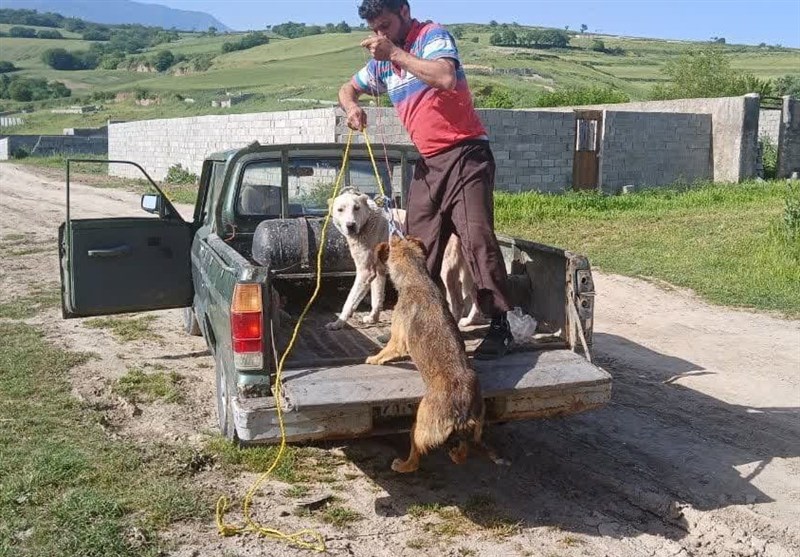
[339,81,367,131]
[362,36,457,91]
[390,49,456,91]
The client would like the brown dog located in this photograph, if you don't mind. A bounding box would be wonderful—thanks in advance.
[366,235,504,473]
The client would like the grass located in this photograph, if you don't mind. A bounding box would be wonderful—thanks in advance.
[115,367,183,404]
[495,180,800,317]
[83,315,162,343]
[319,502,362,528]
[407,495,519,539]
[202,437,343,484]
[7,156,199,205]
[0,284,61,319]
[0,322,208,557]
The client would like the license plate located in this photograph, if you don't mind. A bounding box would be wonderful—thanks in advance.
[375,402,417,418]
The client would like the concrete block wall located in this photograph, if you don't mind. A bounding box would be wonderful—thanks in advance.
[600,112,712,192]
[33,136,107,157]
[479,109,574,193]
[0,136,42,160]
[777,96,800,178]
[759,109,782,144]
[534,95,759,183]
[333,107,575,193]
[108,109,338,180]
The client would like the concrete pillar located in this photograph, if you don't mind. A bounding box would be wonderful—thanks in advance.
[777,95,800,179]
[739,93,761,181]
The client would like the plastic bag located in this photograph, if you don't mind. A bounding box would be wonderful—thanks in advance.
[507,307,538,342]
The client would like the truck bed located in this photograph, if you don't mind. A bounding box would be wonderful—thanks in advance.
[272,307,568,370]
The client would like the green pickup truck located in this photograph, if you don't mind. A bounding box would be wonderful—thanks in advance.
[59,142,611,445]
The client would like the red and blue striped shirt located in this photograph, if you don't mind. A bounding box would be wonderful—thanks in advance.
[352,19,488,157]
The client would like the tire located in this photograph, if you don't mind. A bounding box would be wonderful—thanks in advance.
[182,306,202,336]
[215,359,237,442]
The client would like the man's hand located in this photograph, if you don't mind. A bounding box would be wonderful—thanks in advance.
[361,35,397,61]
[346,105,367,131]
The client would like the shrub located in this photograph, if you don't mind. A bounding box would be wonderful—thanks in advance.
[221,32,269,53]
[784,183,800,241]
[152,50,175,72]
[760,136,778,179]
[0,61,17,73]
[8,26,36,38]
[165,164,198,185]
[473,85,515,108]
[37,29,63,39]
[536,86,630,107]
[590,39,605,52]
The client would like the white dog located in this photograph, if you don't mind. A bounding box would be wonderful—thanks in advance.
[327,188,484,330]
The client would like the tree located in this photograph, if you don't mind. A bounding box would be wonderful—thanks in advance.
[153,49,175,72]
[9,26,36,38]
[42,48,78,70]
[9,80,32,101]
[651,46,767,100]
[489,20,499,27]
[590,39,605,52]
[451,27,464,40]
[207,26,217,36]
[334,21,351,33]
[489,32,502,46]
[580,23,588,33]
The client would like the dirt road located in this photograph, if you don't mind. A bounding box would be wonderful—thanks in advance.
[1,162,798,557]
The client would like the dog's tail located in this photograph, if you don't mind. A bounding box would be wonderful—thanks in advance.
[413,376,482,454]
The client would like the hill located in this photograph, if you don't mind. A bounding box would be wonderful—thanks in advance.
[0,18,798,135]
[0,0,229,32]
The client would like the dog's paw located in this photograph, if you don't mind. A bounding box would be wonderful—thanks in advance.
[365,355,381,365]
[391,458,417,473]
[325,319,345,331]
[362,313,379,325]
[492,457,511,467]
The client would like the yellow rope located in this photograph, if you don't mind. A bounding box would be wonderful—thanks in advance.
[214,125,392,552]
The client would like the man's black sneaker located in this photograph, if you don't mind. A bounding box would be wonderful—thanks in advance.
[474,315,513,360]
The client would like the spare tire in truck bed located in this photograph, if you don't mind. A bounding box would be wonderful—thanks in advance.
[252,218,356,274]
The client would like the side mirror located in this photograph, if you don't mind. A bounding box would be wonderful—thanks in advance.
[141,193,162,215]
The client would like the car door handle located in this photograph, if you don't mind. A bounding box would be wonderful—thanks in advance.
[88,245,131,258]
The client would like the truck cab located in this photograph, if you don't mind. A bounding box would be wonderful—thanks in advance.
[59,142,610,444]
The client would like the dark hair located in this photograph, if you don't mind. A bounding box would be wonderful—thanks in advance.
[358,0,409,20]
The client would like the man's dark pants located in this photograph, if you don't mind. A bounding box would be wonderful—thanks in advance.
[405,139,513,318]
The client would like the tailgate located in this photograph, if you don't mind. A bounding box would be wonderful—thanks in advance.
[280,350,611,423]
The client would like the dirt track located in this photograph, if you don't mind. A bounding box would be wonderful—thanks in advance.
[1,162,798,557]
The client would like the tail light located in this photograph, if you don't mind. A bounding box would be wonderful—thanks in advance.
[231,283,263,370]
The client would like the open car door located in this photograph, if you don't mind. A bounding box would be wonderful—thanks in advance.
[60,160,194,318]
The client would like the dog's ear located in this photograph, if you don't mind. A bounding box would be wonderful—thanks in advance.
[358,193,369,205]
[375,241,390,264]
[407,236,428,256]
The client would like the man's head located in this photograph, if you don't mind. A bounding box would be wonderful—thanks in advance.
[358,0,412,46]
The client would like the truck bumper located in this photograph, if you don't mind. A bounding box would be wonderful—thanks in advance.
[233,349,612,444]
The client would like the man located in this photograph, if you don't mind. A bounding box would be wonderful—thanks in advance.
[338,0,514,359]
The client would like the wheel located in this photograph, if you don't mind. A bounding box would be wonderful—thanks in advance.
[182,306,202,336]
[215,359,237,442]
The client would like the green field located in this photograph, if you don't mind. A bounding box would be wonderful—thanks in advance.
[0,23,798,133]
[495,181,800,317]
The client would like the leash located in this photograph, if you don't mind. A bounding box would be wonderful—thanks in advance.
[215,131,358,552]
[362,130,405,240]
[214,126,395,552]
